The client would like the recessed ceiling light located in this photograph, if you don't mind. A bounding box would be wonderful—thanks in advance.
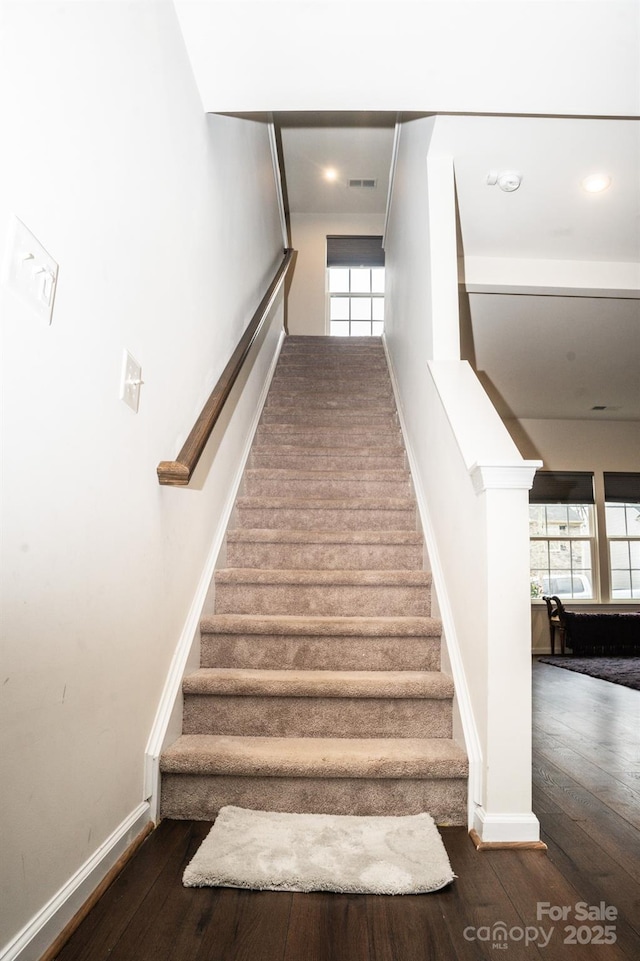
[324,167,338,182]
[581,173,611,193]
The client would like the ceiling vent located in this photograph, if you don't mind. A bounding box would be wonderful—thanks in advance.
[348,178,377,189]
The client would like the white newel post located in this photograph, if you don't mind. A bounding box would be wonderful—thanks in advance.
[470,464,542,843]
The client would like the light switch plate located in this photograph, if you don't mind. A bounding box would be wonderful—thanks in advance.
[2,215,59,324]
[120,350,143,413]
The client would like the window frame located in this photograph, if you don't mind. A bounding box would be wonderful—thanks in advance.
[529,472,598,603]
[604,473,640,600]
[327,265,385,337]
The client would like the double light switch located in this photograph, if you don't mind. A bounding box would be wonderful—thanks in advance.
[2,215,59,325]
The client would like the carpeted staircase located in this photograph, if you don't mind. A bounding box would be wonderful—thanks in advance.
[160,336,468,825]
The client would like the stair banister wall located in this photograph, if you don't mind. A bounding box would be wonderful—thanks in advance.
[383,116,542,843]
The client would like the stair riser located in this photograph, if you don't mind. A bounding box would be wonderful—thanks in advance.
[271,369,390,381]
[283,335,383,344]
[266,393,394,409]
[280,344,385,355]
[250,451,407,470]
[214,583,430,617]
[160,774,467,824]
[242,476,411,499]
[160,338,468,829]
[256,427,402,448]
[233,505,416,532]
[183,696,452,738]
[199,634,441,671]
[273,368,390,381]
[276,355,389,366]
[260,410,398,427]
[268,382,393,396]
[226,541,423,570]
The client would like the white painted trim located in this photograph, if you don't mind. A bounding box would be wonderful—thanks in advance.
[144,328,286,821]
[473,807,541,844]
[268,121,289,250]
[382,118,402,248]
[465,282,640,299]
[382,335,483,828]
[469,462,541,494]
[0,802,151,961]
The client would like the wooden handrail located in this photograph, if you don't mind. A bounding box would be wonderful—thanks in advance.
[157,248,295,487]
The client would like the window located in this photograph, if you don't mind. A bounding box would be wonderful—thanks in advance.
[529,472,595,600]
[326,235,385,337]
[604,473,640,599]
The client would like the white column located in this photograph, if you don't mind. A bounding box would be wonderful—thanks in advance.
[470,465,542,843]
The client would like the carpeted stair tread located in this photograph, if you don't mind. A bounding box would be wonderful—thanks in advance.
[215,568,431,587]
[272,367,390,379]
[233,499,417,532]
[199,632,441,672]
[160,336,467,825]
[266,384,393,396]
[250,446,406,469]
[225,528,423,570]
[250,445,402,457]
[200,614,442,637]
[279,348,386,358]
[242,468,409,481]
[226,529,421,546]
[256,428,403,449]
[259,409,398,425]
[257,423,399,435]
[235,496,414,511]
[183,668,453,699]
[283,335,384,344]
[160,735,468,779]
[266,396,394,410]
[268,380,391,389]
[214,568,430,616]
[242,469,411,499]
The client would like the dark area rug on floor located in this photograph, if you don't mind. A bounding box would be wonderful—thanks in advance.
[537,656,640,690]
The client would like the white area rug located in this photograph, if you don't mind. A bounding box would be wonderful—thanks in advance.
[183,806,455,895]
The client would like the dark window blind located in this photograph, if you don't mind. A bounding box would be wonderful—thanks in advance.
[529,471,594,504]
[604,472,640,503]
[326,235,385,268]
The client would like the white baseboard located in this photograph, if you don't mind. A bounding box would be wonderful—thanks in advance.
[473,807,541,844]
[0,802,151,961]
[381,336,483,828]
[144,327,286,821]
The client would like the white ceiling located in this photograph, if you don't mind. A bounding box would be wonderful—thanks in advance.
[445,116,640,264]
[276,112,395,216]
[174,1,639,426]
[466,293,640,421]
[276,112,640,423]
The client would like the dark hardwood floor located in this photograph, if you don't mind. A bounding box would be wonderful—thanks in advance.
[52,660,640,960]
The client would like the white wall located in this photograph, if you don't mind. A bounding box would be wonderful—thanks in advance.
[174,1,639,117]
[0,3,283,957]
[288,212,384,335]
[384,116,541,842]
[383,117,437,355]
[506,418,640,650]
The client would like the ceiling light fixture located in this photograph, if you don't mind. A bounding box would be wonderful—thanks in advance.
[581,173,611,193]
[324,167,338,182]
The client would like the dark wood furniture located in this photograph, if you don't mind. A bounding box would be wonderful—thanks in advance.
[543,595,566,654]
[543,595,640,656]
